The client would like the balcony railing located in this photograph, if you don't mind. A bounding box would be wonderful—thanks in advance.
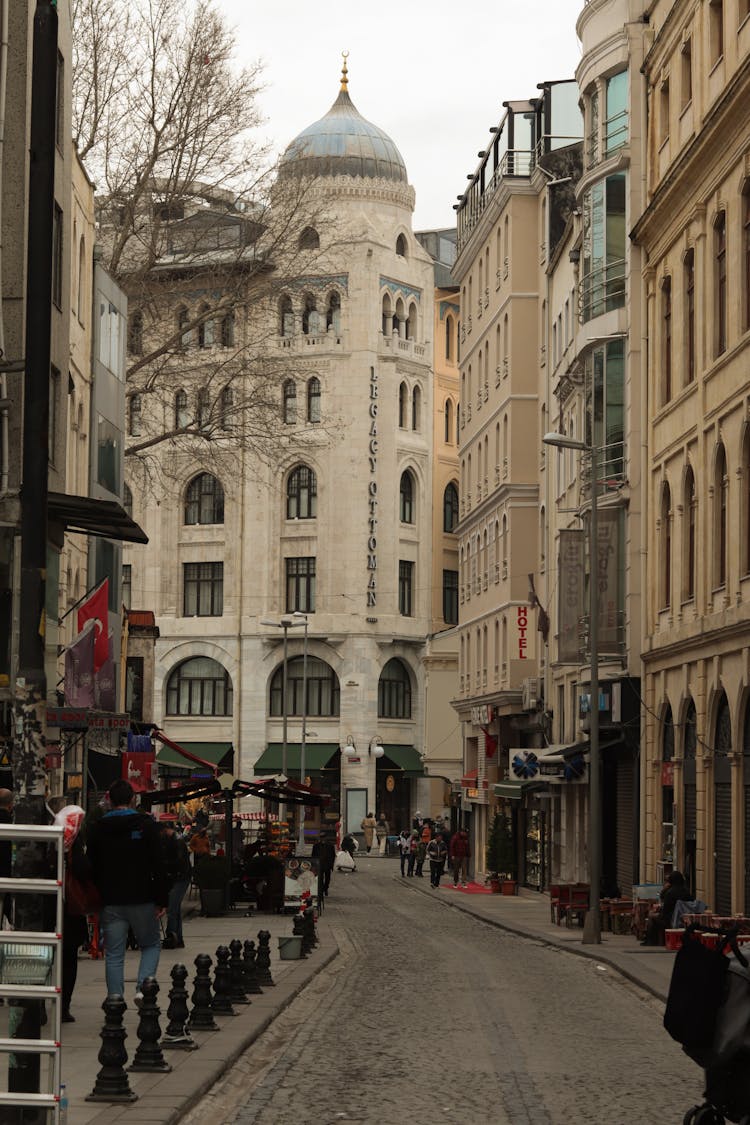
[579,258,626,322]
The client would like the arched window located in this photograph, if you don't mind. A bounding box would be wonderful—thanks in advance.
[684,465,696,600]
[219,386,233,430]
[307,377,321,423]
[395,233,407,257]
[302,294,318,336]
[406,301,417,341]
[398,382,407,428]
[395,297,405,339]
[220,311,235,348]
[660,481,672,608]
[166,657,233,716]
[743,428,750,578]
[378,657,411,718]
[287,464,317,519]
[662,277,672,402]
[411,385,421,431]
[197,387,210,432]
[400,471,414,523]
[714,693,732,914]
[283,379,297,424]
[299,226,320,250]
[280,295,294,337]
[123,483,133,519]
[714,443,728,588]
[444,400,453,443]
[128,309,143,355]
[77,236,86,323]
[197,303,214,349]
[128,393,142,437]
[382,294,393,336]
[176,306,190,349]
[715,211,727,356]
[270,656,339,717]
[326,291,341,334]
[662,703,675,850]
[445,315,454,361]
[185,473,224,525]
[174,389,189,429]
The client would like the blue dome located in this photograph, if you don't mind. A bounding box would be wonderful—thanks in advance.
[280,87,408,183]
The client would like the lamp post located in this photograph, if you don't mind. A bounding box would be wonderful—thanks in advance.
[260,615,306,828]
[543,431,601,945]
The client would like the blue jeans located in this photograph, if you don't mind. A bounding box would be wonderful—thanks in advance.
[101,903,161,998]
[167,878,190,942]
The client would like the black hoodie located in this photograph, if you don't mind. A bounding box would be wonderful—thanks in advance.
[87,808,169,908]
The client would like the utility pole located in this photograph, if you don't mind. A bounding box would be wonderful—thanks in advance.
[10,1,58,1111]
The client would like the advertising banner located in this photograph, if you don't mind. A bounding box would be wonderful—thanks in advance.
[558,529,584,662]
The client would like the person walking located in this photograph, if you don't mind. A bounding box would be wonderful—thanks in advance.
[86,779,169,1007]
[375,813,390,857]
[55,805,98,1022]
[450,827,471,887]
[427,832,448,887]
[161,821,191,949]
[360,811,377,854]
[407,830,419,876]
[398,829,411,877]
[415,835,427,877]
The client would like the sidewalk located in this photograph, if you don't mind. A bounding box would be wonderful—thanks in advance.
[60,896,338,1125]
[400,870,676,1002]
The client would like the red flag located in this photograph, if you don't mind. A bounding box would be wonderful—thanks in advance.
[122,751,155,792]
[64,620,96,707]
[77,580,109,671]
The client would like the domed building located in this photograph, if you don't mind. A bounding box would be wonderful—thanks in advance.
[124,63,459,837]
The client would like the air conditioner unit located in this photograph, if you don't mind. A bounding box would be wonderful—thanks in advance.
[521,677,538,712]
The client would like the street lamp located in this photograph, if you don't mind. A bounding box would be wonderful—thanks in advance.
[543,430,601,945]
[260,614,306,827]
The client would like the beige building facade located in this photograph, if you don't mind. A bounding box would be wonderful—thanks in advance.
[633,0,750,913]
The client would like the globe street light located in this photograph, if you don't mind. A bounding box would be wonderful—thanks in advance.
[260,614,306,828]
[543,431,601,945]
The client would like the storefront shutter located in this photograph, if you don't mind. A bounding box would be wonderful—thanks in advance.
[615,756,634,896]
[714,780,732,916]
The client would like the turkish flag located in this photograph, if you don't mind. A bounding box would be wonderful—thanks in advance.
[77,580,109,672]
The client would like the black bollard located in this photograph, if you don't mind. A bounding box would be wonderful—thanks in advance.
[129,977,171,1072]
[243,940,263,994]
[162,964,196,1050]
[255,930,275,987]
[189,953,219,1031]
[301,907,314,953]
[86,994,138,1103]
[211,945,237,1015]
[292,913,309,957]
[307,905,320,947]
[228,939,250,1004]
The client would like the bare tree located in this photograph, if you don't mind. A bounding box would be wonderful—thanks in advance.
[73,0,338,482]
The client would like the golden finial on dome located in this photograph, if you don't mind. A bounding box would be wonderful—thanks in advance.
[340,51,349,92]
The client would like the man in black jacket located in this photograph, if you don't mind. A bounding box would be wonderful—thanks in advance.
[87,779,168,1004]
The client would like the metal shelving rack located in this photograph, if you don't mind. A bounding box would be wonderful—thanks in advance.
[0,823,64,1123]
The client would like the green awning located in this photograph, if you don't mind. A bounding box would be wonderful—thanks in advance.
[380,745,425,777]
[254,744,339,776]
[156,741,234,773]
[494,779,547,801]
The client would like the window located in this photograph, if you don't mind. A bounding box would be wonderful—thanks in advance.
[98,294,124,376]
[326,292,341,334]
[286,556,316,613]
[197,387,210,432]
[400,471,414,523]
[744,187,750,331]
[587,88,599,166]
[220,311,234,348]
[662,277,672,403]
[681,38,693,109]
[197,304,215,349]
[302,294,318,335]
[166,657,232,716]
[280,295,294,337]
[660,482,672,609]
[219,386,233,430]
[605,70,628,154]
[270,656,339,717]
[185,473,224,525]
[398,382,407,428]
[411,385,421,431]
[49,367,59,465]
[684,465,696,600]
[128,310,143,355]
[177,306,190,350]
[396,233,407,257]
[585,340,624,479]
[123,483,133,519]
[77,237,86,324]
[398,560,413,616]
[128,393,142,437]
[299,227,320,250]
[659,77,670,145]
[183,562,224,617]
[581,174,626,321]
[175,389,189,429]
[709,0,724,64]
[714,444,728,588]
[406,301,417,341]
[685,250,695,383]
[307,377,321,423]
[378,658,411,718]
[287,465,317,519]
[382,294,393,336]
[444,400,453,443]
[443,570,458,624]
[283,379,297,424]
[55,51,64,148]
[52,203,63,309]
[97,415,120,494]
[715,212,727,356]
[122,563,132,610]
[445,315,454,361]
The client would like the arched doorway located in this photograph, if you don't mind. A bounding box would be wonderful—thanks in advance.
[682,698,697,893]
[714,693,732,915]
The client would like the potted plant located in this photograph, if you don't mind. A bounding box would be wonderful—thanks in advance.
[194,855,231,916]
[486,812,517,895]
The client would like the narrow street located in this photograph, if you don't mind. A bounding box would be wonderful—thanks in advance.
[184,859,704,1125]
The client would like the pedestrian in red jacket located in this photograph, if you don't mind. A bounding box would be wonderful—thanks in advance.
[449,829,471,888]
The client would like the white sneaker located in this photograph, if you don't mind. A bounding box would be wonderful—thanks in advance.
[134,990,144,1009]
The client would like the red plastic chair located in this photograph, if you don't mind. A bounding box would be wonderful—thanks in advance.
[549,884,561,924]
[557,885,572,925]
[566,887,590,928]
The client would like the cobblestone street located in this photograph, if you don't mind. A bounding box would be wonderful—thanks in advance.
[183,859,704,1125]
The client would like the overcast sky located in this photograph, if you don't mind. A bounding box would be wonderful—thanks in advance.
[218,1,584,231]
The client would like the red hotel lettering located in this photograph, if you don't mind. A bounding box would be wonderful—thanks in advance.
[517,606,528,659]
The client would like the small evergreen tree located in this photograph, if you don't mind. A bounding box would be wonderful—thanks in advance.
[486,812,516,879]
